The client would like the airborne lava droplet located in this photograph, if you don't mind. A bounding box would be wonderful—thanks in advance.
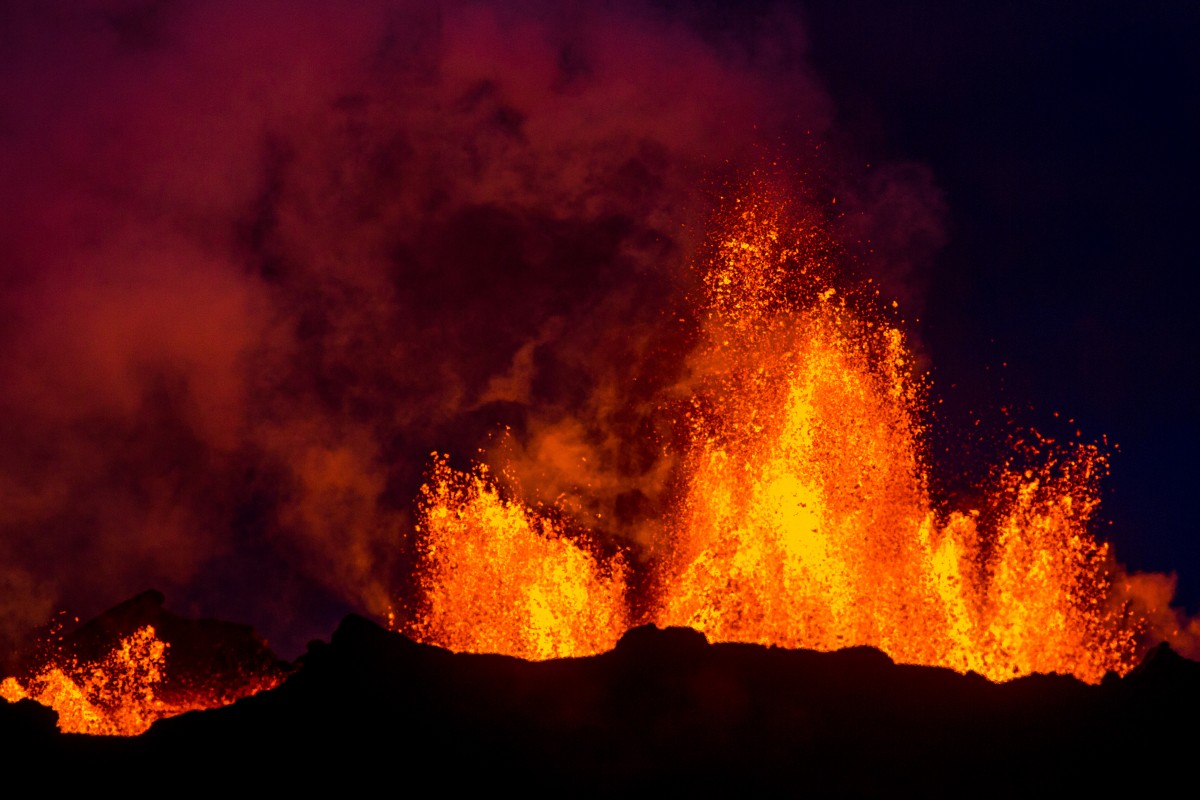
[403,185,1150,683]
[1,625,280,736]
[406,455,629,660]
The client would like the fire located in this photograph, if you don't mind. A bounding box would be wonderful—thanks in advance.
[405,185,1148,683]
[403,455,629,660]
[1,625,280,736]
[3,626,174,736]
[657,192,1137,682]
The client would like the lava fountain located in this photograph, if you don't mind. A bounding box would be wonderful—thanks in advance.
[657,190,1137,683]
[1,626,172,736]
[404,455,629,660]
[406,185,1153,684]
[1,592,285,736]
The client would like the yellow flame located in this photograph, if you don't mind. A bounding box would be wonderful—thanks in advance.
[657,193,1137,682]
[403,187,1145,683]
[1,625,281,735]
[404,455,629,661]
[2,626,167,735]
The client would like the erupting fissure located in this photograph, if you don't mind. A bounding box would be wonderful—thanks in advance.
[405,456,629,660]
[4,187,1163,738]
[1,626,169,736]
[0,626,254,736]
[1,616,283,736]
[402,187,1149,683]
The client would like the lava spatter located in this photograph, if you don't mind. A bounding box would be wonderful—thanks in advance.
[401,185,1146,683]
[403,455,629,661]
[656,190,1139,682]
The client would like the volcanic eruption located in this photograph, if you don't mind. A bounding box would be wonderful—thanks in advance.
[0,590,284,735]
[396,183,1173,684]
[2,4,1198,790]
[5,178,1181,739]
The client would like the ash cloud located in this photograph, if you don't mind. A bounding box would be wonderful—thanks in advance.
[0,0,946,657]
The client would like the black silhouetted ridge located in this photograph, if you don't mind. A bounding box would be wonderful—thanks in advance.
[4,597,1198,794]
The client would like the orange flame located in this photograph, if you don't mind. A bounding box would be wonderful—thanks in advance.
[657,192,1138,682]
[1,625,279,736]
[403,455,629,660]
[403,186,1153,683]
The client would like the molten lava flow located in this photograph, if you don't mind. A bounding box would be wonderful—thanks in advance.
[0,625,281,736]
[404,455,629,660]
[656,192,1139,682]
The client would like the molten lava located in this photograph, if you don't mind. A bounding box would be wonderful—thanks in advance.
[1,624,281,736]
[404,455,629,660]
[1,626,168,736]
[404,186,1150,684]
[657,193,1137,682]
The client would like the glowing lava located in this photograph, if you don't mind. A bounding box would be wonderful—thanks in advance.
[404,455,629,661]
[403,186,1150,684]
[657,192,1137,682]
[1,625,281,736]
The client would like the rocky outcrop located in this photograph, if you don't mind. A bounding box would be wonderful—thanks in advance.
[5,604,1198,794]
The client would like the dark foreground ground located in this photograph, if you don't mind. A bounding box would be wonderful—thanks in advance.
[3,596,1198,795]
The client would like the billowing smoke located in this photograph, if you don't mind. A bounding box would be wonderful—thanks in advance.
[0,0,947,658]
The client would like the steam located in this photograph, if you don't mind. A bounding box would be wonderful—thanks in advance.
[1115,570,1200,661]
[0,0,947,658]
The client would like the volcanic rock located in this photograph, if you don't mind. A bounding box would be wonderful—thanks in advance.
[7,612,1200,794]
[0,696,58,752]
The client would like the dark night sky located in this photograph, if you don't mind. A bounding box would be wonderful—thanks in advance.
[802,1,1200,611]
[0,1,1196,658]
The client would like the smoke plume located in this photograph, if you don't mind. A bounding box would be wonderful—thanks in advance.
[0,0,947,658]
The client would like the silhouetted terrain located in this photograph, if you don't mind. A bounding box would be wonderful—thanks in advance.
[4,596,1198,795]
